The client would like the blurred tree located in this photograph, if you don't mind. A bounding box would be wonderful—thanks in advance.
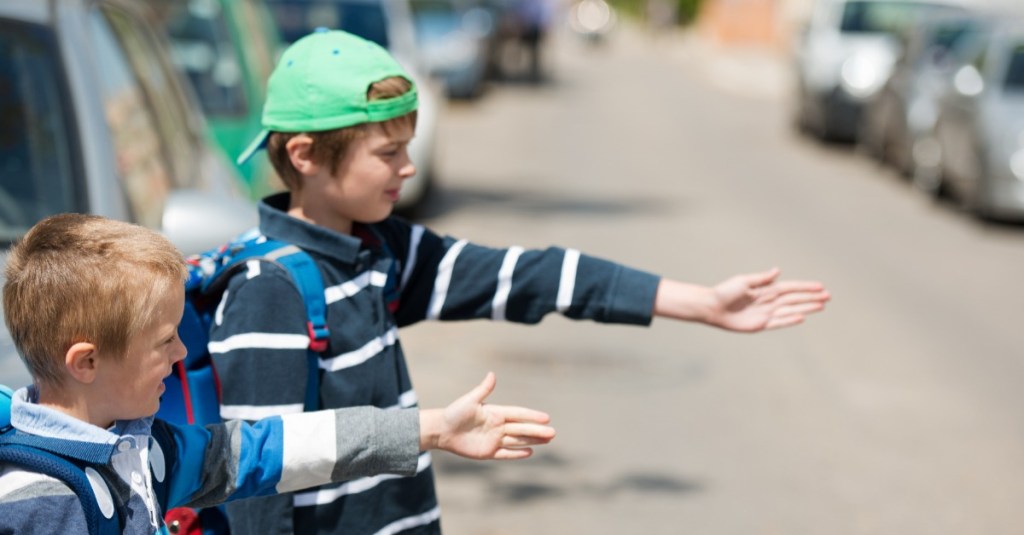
[606,0,703,25]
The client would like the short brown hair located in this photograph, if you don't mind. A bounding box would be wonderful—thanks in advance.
[3,214,188,386]
[267,76,418,191]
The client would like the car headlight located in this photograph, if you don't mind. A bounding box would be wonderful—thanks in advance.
[840,52,890,99]
[1011,132,1024,181]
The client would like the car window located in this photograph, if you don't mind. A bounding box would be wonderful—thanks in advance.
[266,0,390,48]
[0,19,81,244]
[840,1,959,35]
[151,0,249,118]
[88,7,174,229]
[101,5,203,191]
[235,0,279,81]
[1005,44,1024,91]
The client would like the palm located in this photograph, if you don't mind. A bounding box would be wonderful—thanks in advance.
[436,373,555,461]
[442,403,504,460]
[708,270,829,332]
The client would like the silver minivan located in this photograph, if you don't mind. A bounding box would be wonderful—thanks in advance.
[0,0,258,387]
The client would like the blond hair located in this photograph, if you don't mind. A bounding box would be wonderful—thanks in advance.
[3,214,188,386]
[268,76,418,191]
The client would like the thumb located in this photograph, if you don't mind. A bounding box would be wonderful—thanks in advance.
[465,371,497,405]
[748,267,780,288]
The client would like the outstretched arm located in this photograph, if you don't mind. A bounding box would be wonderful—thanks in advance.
[654,268,830,332]
[420,372,556,460]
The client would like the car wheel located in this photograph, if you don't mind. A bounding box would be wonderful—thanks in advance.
[965,149,992,219]
[912,135,945,199]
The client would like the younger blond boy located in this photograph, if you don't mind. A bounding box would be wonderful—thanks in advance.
[0,213,555,535]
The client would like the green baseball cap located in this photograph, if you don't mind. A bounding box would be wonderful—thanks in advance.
[236,28,418,165]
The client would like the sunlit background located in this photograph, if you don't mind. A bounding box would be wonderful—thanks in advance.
[3,0,1024,532]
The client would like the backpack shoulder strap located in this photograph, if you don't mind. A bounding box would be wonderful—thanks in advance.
[208,238,328,412]
[0,388,121,535]
[1,384,13,429]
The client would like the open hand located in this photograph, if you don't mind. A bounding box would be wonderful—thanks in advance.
[421,372,556,460]
[708,268,830,332]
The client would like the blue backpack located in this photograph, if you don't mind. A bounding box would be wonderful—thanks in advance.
[158,229,328,428]
[157,229,329,534]
[0,384,122,535]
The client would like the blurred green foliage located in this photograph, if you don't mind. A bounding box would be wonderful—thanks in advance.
[605,0,704,24]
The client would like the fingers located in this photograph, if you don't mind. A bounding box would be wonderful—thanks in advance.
[764,290,830,307]
[502,421,557,440]
[488,404,551,424]
[745,267,781,288]
[502,434,555,448]
[764,301,828,330]
[493,448,535,460]
[765,314,806,330]
[756,283,830,305]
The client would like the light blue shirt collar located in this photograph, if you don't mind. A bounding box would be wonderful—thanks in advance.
[10,385,153,444]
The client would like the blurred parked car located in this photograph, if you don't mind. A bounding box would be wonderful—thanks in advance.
[859,10,985,175]
[793,0,967,142]
[410,0,494,100]
[0,0,258,387]
[263,0,441,212]
[924,17,1024,219]
[147,0,286,199]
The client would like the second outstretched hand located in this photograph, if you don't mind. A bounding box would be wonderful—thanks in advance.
[654,267,830,332]
[419,372,555,460]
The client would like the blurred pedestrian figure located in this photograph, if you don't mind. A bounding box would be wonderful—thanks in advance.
[646,0,679,39]
[514,0,556,81]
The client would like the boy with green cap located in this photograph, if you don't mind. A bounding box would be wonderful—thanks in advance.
[216,28,830,534]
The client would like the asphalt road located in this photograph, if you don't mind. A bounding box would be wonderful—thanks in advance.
[399,25,1024,535]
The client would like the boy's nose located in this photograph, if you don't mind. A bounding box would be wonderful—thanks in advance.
[399,161,416,179]
[397,148,415,179]
[171,336,187,364]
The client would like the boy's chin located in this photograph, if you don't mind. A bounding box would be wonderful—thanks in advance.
[359,207,396,224]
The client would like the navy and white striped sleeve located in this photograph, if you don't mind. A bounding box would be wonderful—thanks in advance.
[208,262,311,422]
[386,222,661,326]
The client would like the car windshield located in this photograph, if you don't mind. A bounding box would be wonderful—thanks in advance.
[265,0,389,48]
[841,1,960,35]
[0,19,81,245]
[1005,44,1024,91]
[149,0,248,118]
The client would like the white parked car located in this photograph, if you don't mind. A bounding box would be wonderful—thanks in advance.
[793,0,968,141]
[925,16,1024,219]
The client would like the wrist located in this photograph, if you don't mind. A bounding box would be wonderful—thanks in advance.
[419,409,443,451]
[654,279,716,323]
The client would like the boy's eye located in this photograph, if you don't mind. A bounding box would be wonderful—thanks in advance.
[164,334,178,345]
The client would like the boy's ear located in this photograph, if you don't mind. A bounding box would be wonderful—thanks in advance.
[65,342,100,384]
[285,134,320,176]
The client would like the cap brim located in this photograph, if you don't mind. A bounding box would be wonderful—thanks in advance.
[236,129,270,166]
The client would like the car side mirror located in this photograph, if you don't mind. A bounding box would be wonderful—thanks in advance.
[161,190,258,255]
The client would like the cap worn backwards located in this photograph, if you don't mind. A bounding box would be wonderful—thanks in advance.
[236,28,418,165]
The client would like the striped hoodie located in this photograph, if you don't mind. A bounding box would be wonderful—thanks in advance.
[210,193,661,535]
[0,385,420,534]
